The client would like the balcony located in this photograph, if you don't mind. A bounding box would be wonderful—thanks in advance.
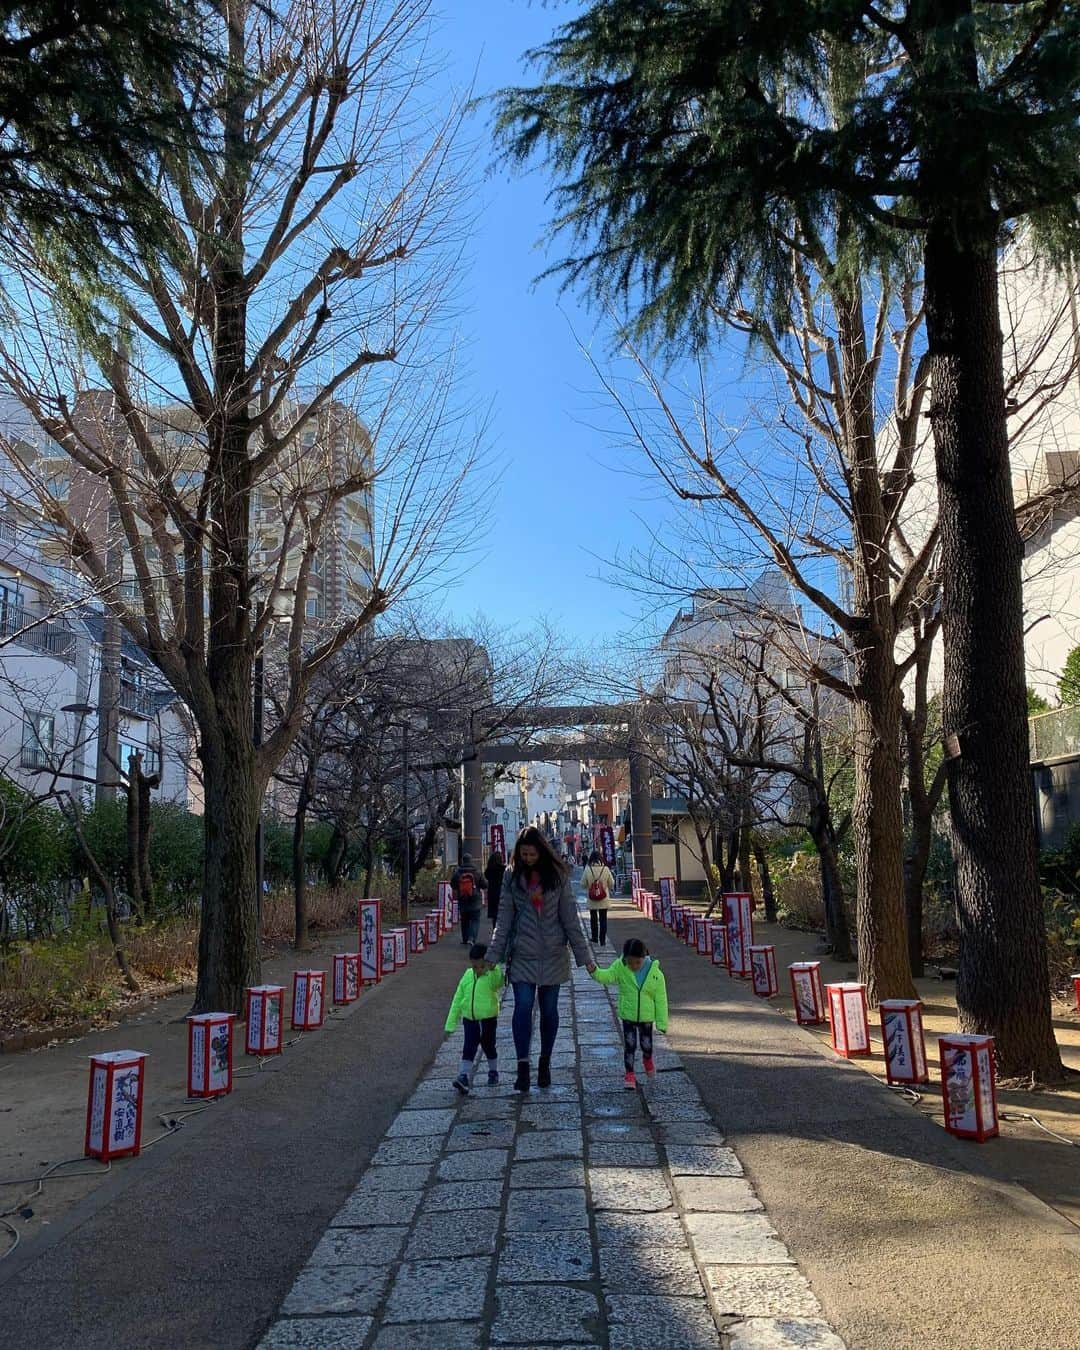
[119,681,156,718]
[20,742,58,772]
[0,603,77,661]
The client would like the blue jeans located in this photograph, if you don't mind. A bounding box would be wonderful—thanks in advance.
[511,981,561,1060]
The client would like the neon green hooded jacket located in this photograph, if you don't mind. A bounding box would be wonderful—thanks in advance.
[444,964,504,1030]
[591,956,669,1031]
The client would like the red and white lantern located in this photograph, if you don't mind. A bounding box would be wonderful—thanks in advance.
[391,926,408,968]
[357,898,381,985]
[826,982,870,1057]
[659,876,676,919]
[380,933,397,974]
[631,867,642,892]
[438,881,454,932]
[880,999,929,1085]
[710,921,728,967]
[333,952,360,1005]
[426,911,440,945]
[788,962,826,1026]
[696,916,712,956]
[750,945,778,997]
[1072,973,1080,1012]
[291,969,326,1030]
[723,893,754,978]
[940,1034,999,1142]
[409,919,426,955]
[85,1051,147,1162]
[187,1013,235,1098]
[245,985,284,1055]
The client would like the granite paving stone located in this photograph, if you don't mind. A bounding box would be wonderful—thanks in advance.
[703,1267,823,1318]
[371,1136,445,1166]
[258,1317,373,1348]
[664,1145,744,1177]
[584,1094,646,1121]
[382,1259,491,1323]
[458,1096,516,1121]
[307,1227,408,1267]
[505,1186,590,1233]
[330,1190,423,1229]
[371,1325,483,1350]
[605,1294,721,1349]
[352,1165,432,1194]
[588,1166,673,1212]
[586,1121,655,1144]
[519,1103,583,1129]
[498,1231,595,1282]
[587,1142,661,1168]
[281,1265,392,1317]
[655,1124,727,1148]
[684,1213,796,1266]
[644,1100,713,1123]
[599,1242,705,1296]
[447,1119,517,1151]
[491,1286,604,1344]
[595,1210,688,1248]
[671,1176,764,1213]
[437,1148,510,1181]
[405,1208,500,1260]
[385,1108,456,1138]
[514,1128,585,1160]
[510,1159,588,1189]
[725,1320,847,1349]
[424,1180,504,1212]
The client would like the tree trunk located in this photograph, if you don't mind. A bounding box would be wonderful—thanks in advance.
[125,776,143,923]
[326,823,347,889]
[293,764,314,951]
[753,840,777,923]
[137,770,154,915]
[810,798,853,960]
[737,821,753,900]
[918,0,1062,1079]
[70,805,139,992]
[719,829,739,891]
[901,645,942,980]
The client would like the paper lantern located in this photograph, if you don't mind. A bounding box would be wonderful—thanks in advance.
[788,962,826,1026]
[661,891,674,928]
[187,1013,236,1098]
[357,899,381,985]
[880,999,929,1085]
[85,1051,147,1162]
[426,911,440,945]
[245,985,284,1055]
[1072,973,1080,1012]
[672,906,685,939]
[380,933,397,974]
[697,915,713,956]
[684,911,698,946]
[659,876,676,919]
[723,893,754,978]
[333,952,360,1005]
[291,970,326,1030]
[940,1034,999,1142]
[409,919,426,955]
[631,868,642,892]
[450,896,459,925]
[710,921,728,967]
[438,881,454,932]
[826,982,870,1057]
[750,945,778,997]
[646,893,658,921]
[391,927,408,968]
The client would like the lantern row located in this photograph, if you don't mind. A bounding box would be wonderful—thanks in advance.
[630,884,1001,1144]
[85,894,455,1162]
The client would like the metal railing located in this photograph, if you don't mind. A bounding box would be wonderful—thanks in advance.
[119,682,155,718]
[0,603,77,660]
[1029,705,1080,763]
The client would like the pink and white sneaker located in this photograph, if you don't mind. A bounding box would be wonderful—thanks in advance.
[623,1070,637,1090]
[643,1056,656,1079]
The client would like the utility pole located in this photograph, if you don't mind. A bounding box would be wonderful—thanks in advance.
[400,721,410,905]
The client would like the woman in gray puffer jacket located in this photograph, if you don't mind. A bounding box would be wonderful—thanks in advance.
[487,826,596,1092]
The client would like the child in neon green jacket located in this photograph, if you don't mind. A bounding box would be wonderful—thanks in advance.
[445,942,504,1094]
[591,937,669,1088]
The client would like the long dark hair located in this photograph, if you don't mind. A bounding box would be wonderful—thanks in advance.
[511,826,567,892]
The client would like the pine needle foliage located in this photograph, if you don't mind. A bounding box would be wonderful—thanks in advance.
[494,0,1080,347]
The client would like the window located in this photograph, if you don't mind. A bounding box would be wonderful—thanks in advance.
[306,593,325,619]
[21,712,55,770]
[119,741,160,779]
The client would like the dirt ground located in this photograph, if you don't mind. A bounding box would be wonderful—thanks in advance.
[675,904,1080,1228]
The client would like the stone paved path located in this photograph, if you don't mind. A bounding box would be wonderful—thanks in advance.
[258,934,846,1350]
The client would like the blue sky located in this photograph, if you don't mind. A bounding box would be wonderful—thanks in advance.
[433,2,686,645]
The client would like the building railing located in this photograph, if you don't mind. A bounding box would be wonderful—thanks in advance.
[20,743,58,771]
[119,682,155,718]
[1029,705,1080,763]
[0,603,77,660]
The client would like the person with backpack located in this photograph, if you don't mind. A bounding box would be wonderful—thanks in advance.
[451,852,487,944]
[582,849,616,948]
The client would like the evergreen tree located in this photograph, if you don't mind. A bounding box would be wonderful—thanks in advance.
[496,0,1079,1078]
[1058,648,1080,708]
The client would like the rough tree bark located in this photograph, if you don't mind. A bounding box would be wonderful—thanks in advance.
[919,0,1062,1080]
[293,761,315,951]
[753,839,777,923]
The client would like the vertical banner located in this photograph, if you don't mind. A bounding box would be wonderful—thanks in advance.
[599,825,616,868]
[658,877,676,927]
[723,893,754,977]
[630,868,642,892]
[489,823,506,857]
[357,899,381,984]
[438,880,454,933]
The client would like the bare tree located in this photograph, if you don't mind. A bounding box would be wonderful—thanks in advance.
[0,1,478,1012]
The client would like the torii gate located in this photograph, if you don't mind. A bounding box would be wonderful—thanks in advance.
[460,703,655,887]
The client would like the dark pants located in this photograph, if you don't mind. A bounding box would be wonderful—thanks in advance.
[511,981,561,1060]
[622,1020,654,1072]
[589,909,608,946]
[460,909,480,944]
[462,1017,498,1063]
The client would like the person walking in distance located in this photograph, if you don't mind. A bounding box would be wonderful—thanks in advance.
[486,826,596,1092]
[591,937,669,1089]
[485,849,506,934]
[582,849,616,949]
[451,852,486,945]
[444,942,503,1094]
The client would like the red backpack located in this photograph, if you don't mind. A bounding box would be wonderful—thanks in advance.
[458,871,475,899]
[588,875,607,902]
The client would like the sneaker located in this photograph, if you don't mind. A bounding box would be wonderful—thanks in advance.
[623,1071,637,1090]
[643,1057,656,1078]
[487,1069,500,1086]
[452,1073,470,1095]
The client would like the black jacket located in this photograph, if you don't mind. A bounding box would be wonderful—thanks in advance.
[484,857,506,919]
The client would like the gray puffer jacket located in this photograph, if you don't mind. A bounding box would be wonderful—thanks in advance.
[487,869,594,986]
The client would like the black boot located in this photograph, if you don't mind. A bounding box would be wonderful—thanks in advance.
[513,1059,530,1092]
[537,1055,551,1089]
